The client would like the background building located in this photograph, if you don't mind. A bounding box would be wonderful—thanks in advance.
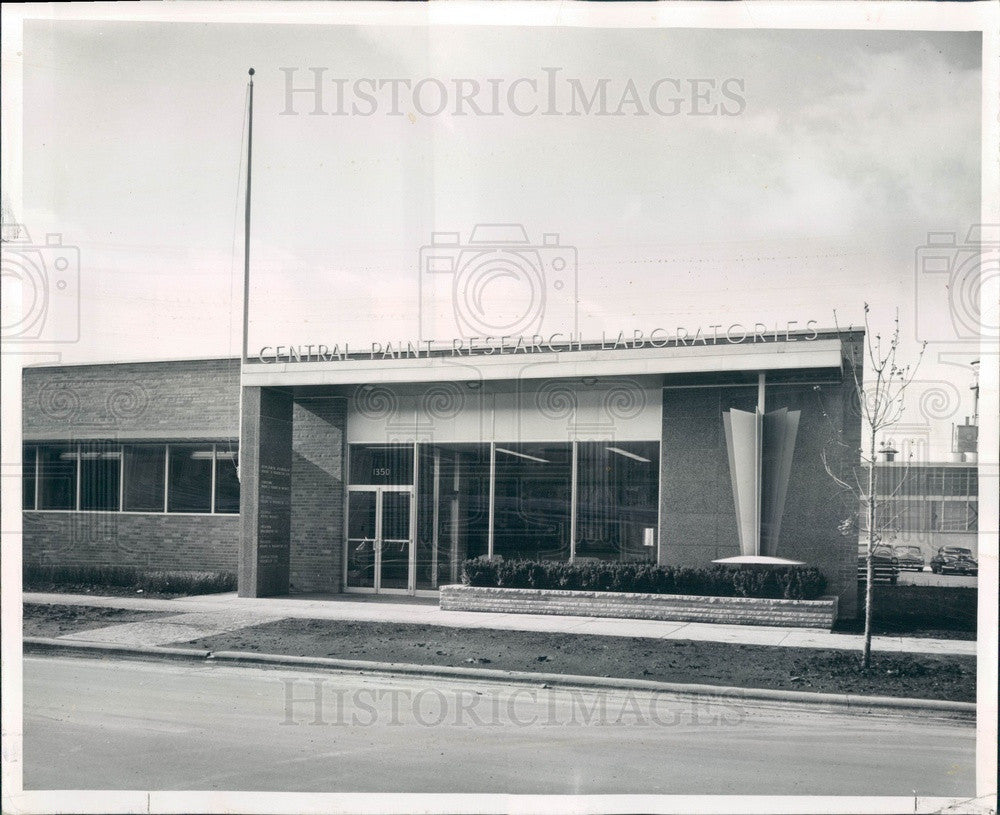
[866,464,979,562]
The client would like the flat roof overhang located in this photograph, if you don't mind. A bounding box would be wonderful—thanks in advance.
[241,338,844,387]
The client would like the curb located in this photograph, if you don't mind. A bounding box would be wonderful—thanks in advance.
[23,636,976,718]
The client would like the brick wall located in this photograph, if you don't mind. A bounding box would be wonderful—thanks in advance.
[23,511,238,572]
[289,397,347,593]
[23,358,239,440]
[23,358,241,574]
[441,585,838,629]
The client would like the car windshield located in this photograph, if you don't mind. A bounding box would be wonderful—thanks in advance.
[942,548,972,556]
[894,546,921,555]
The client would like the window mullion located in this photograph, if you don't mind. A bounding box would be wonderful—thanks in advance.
[164,444,170,513]
[487,441,495,559]
[570,440,578,562]
[75,444,81,511]
[210,443,217,514]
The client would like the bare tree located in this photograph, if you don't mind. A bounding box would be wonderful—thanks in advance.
[821,304,926,668]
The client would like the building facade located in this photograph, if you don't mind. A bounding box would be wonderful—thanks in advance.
[22,329,864,616]
[864,462,979,560]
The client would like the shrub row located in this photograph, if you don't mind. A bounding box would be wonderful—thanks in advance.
[461,558,827,600]
[23,564,236,595]
[869,585,977,632]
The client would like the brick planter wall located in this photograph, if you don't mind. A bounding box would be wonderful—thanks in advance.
[440,584,838,629]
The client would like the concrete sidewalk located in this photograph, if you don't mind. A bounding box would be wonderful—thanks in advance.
[23,591,978,656]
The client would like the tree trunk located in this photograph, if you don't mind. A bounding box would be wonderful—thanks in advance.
[863,433,877,669]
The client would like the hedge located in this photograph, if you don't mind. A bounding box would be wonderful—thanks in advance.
[23,564,236,595]
[461,558,827,601]
[868,585,977,632]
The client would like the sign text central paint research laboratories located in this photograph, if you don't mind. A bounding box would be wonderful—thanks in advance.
[254,322,821,364]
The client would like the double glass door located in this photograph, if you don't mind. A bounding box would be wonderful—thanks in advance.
[346,487,412,592]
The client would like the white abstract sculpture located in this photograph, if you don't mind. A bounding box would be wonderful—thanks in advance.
[715,405,803,566]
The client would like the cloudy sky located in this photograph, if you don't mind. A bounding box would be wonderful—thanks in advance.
[8,15,985,456]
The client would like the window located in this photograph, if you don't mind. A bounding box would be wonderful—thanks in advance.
[167,444,214,513]
[123,444,166,512]
[576,441,659,562]
[927,468,946,496]
[353,439,660,580]
[79,442,121,511]
[26,440,238,514]
[943,469,966,497]
[214,449,240,513]
[22,445,36,510]
[939,500,975,532]
[492,442,572,561]
[38,445,77,510]
[349,444,414,486]
[898,501,927,532]
[415,443,490,589]
[968,501,979,531]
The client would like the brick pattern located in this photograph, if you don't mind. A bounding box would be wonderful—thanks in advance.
[659,343,862,619]
[23,511,238,572]
[289,397,347,593]
[23,358,240,440]
[22,358,241,574]
[441,585,838,629]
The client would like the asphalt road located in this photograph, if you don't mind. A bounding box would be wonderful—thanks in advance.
[22,655,976,796]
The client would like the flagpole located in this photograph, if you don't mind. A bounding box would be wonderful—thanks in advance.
[237,67,254,481]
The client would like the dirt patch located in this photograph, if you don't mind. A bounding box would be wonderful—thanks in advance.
[25,584,190,599]
[181,619,976,702]
[23,603,171,638]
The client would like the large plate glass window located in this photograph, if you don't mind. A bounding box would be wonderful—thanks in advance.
[22,445,36,510]
[492,442,571,561]
[167,444,213,513]
[80,441,121,511]
[123,444,166,512]
[575,441,659,562]
[415,443,490,590]
[214,447,240,513]
[38,444,77,510]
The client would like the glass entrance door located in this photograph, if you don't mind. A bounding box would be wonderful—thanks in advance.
[346,487,412,592]
[379,490,411,590]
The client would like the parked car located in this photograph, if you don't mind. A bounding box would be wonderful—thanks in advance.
[929,546,978,575]
[891,545,925,572]
[858,545,899,584]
